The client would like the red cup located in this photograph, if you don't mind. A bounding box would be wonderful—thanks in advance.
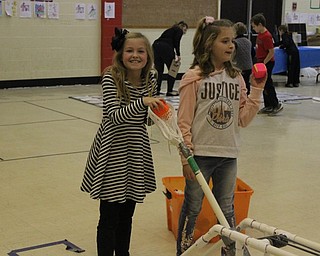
[252,63,267,78]
[153,99,170,119]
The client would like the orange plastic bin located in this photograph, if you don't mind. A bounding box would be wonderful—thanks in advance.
[162,176,254,243]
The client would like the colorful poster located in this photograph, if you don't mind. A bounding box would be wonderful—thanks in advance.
[19,0,32,18]
[87,3,97,20]
[75,3,85,19]
[34,1,46,18]
[48,2,59,19]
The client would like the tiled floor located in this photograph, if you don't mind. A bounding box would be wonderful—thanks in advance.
[1,76,320,256]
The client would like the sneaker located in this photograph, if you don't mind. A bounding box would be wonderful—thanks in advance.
[268,103,284,116]
[285,84,293,88]
[293,83,300,87]
[258,107,273,114]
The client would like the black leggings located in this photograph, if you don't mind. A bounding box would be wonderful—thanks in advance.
[97,200,136,256]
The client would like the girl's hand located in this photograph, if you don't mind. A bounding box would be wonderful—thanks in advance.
[183,164,196,180]
[250,74,267,90]
[143,97,164,109]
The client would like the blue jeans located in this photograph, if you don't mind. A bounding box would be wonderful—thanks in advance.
[176,156,237,255]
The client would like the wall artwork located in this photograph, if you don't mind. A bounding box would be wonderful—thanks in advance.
[48,2,59,19]
[104,2,115,19]
[75,3,85,20]
[5,0,17,16]
[19,1,32,18]
[87,3,97,20]
[34,1,46,18]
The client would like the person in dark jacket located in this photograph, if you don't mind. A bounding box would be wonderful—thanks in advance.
[275,25,300,87]
[152,21,188,96]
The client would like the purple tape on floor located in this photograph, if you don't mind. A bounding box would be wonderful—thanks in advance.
[7,239,85,255]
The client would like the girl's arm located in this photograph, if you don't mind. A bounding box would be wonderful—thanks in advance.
[238,74,266,127]
[177,69,202,164]
[102,74,147,125]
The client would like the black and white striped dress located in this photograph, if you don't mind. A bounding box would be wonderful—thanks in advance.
[81,72,157,203]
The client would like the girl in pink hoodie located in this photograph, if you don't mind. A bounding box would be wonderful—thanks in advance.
[176,17,266,256]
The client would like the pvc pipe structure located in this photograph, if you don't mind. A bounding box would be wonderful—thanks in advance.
[238,218,320,254]
[196,171,230,229]
[183,224,297,256]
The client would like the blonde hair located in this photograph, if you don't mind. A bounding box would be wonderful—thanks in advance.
[103,32,156,103]
[191,18,240,78]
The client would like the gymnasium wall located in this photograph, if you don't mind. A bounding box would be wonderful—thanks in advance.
[282,0,320,34]
[0,0,101,83]
[0,0,319,86]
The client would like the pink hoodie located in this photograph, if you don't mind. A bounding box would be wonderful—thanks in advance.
[177,66,263,165]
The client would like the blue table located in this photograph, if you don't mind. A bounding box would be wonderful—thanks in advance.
[273,46,320,74]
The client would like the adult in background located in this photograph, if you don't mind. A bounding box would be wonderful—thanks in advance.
[152,21,188,96]
[233,22,255,95]
[275,25,300,87]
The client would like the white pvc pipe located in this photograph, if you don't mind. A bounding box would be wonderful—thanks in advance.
[195,171,230,229]
[239,218,320,253]
[183,218,320,256]
[214,225,297,256]
[183,223,298,256]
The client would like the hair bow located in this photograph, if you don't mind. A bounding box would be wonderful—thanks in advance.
[111,27,129,52]
[205,16,215,25]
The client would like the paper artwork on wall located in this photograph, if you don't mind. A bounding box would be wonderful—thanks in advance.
[286,11,320,26]
[19,0,32,18]
[87,3,97,20]
[315,14,320,25]
[75,3,85,20]
[34,1,46,18]
[48,2,59,19]
[5,0,18,16]
[299,13,309,24]
[104,2,115,19]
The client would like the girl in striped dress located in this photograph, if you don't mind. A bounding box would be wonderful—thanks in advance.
[81,28,163,256]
